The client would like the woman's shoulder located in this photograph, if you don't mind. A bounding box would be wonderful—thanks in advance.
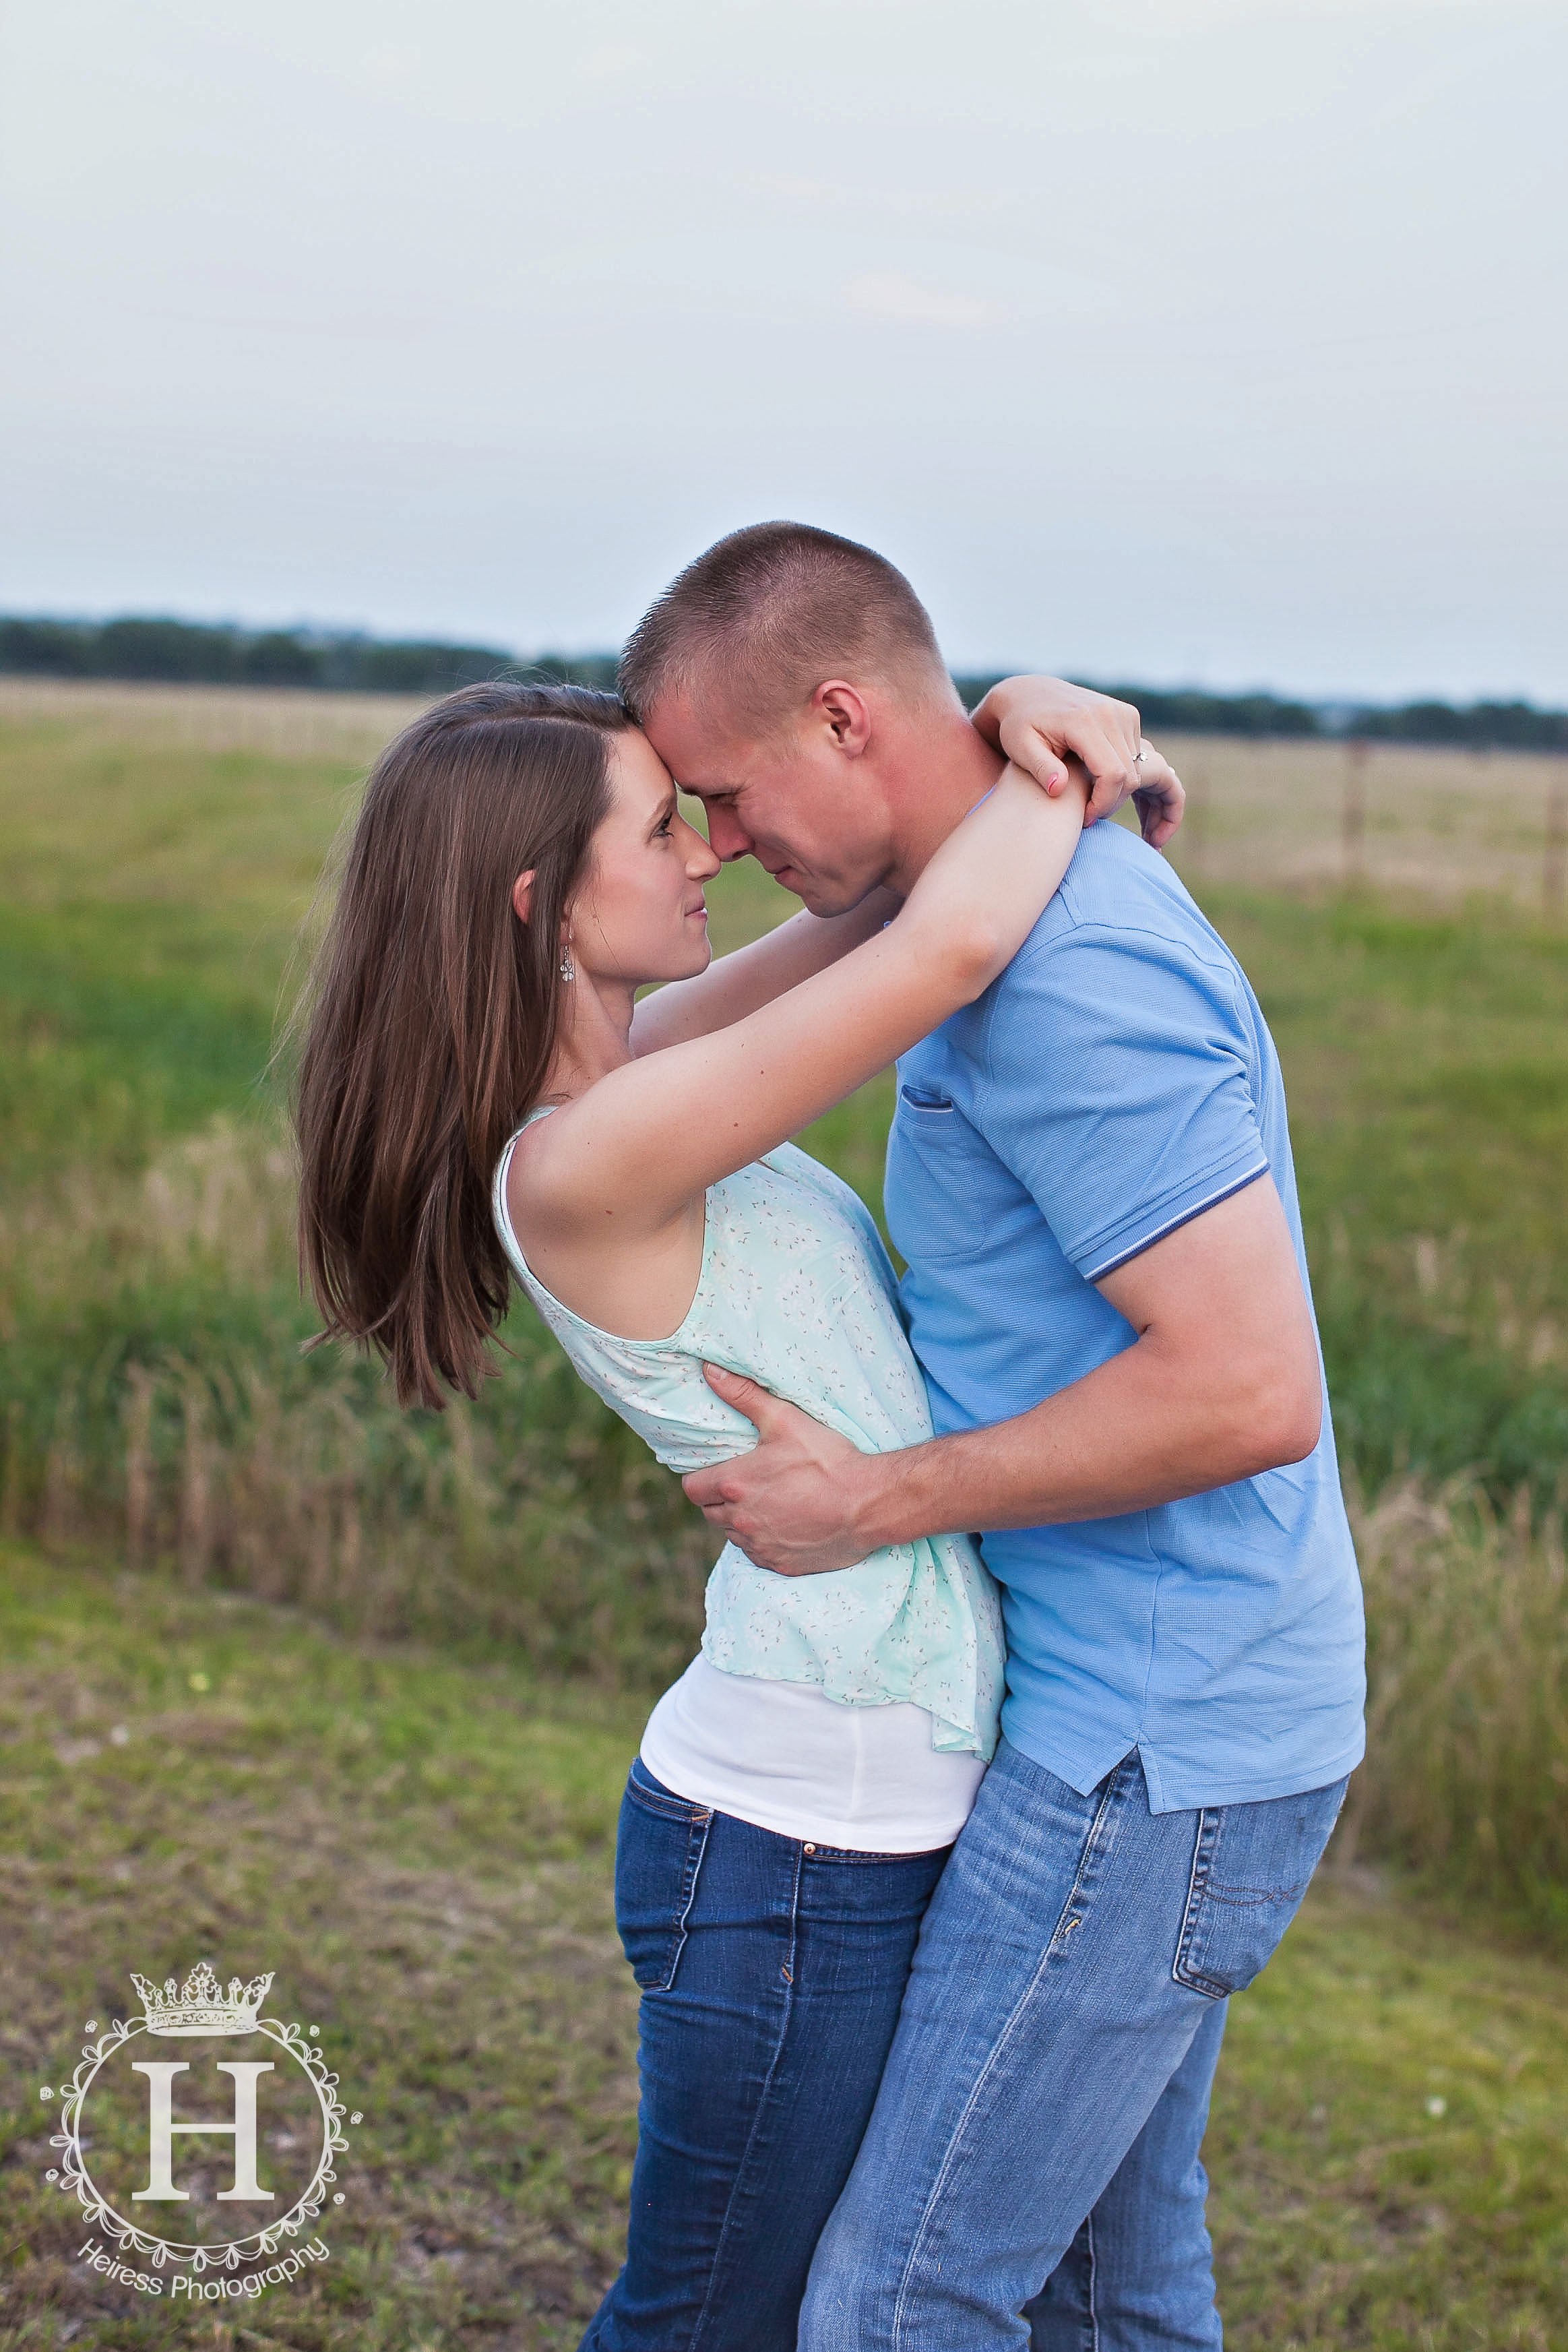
[503,1058,719,1237]
[496,1098,617,1260]
[499,1096,709,1337]
[499,1090,629,1217]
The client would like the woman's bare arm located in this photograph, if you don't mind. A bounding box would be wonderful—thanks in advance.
[630,668,1170,1055]
[521,767,1085,1240]
[629,889,900,1057]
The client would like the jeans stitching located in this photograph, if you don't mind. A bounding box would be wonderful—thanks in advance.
[808,1845,952,1864]
[1199,1879,1314,1907]
[1172,1808,1224,1995]
[687,1838,802,2348]
[891,1759,1133,2349]
[1172,1782,1349,1997]
[664,1812,712,1991]
[625,1774,712,1826]
[637,1808,712,1995]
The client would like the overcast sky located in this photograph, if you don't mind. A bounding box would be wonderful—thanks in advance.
[3,0,1564,700]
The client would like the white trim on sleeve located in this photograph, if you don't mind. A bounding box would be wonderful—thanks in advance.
[1081,1161,1271,1283]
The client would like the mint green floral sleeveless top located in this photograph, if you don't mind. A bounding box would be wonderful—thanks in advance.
[492,1119,1004,1758]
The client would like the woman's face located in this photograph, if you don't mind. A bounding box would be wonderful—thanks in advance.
[570,727,721,987]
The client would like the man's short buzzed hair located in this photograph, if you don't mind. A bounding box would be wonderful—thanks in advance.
[619,521,954,734]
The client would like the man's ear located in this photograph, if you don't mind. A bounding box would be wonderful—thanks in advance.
[511,870,535,924]
[812,679,873,758]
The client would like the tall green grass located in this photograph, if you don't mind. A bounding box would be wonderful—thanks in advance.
[0,1120,711,1690]
[1344,1478,1567,1931]
[2,709,1565,1933]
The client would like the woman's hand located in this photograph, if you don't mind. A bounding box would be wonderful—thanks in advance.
[970,677,1185,848]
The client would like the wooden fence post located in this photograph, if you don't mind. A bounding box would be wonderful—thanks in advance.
[1182,769,1205,869]
[1342,739,1368,884]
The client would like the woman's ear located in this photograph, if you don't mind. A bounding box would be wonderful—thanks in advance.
[511,871,536,924]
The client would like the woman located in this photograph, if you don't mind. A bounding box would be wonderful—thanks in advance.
[295,680,1086,2349]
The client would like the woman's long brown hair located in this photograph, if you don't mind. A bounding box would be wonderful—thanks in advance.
[294,680,627,1409]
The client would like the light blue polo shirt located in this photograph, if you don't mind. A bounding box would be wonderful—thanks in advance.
[885,819,1365,1812]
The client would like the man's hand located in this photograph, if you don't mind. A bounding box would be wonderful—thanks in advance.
[681,1366,878,1576]
[970,677,1185,848]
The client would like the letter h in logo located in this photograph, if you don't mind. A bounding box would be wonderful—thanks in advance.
[131,2062,276,2202]
[125,1962,282,2203]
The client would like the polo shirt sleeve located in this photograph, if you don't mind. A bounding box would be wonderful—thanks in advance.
[981,920,1271,1282]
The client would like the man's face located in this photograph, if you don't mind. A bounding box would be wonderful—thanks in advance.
[641,689,897,917]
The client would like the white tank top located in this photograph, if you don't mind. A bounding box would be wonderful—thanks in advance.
[640,1654,982,1851]
[491,1120,999,1851]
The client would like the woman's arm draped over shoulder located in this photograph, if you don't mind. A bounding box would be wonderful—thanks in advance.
[631,668,1172,1057]
[525,766,1086,1240]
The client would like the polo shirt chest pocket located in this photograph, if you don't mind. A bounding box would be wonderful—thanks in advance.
[887,1085,1025,1267]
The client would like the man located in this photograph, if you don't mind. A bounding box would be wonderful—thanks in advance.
[620,521,1365,2350]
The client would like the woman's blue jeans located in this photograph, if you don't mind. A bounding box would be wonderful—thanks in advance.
[579,1760,951,2352]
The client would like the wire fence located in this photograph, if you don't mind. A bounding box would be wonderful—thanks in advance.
[1158,732,1567,916]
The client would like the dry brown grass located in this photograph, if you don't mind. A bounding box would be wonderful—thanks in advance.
[0,679,430,766]
[2,679,1564,913]
[1340,1476,1568,1924]
[1160,733,1568,915]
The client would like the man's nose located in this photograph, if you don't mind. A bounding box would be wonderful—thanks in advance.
[705,806,753,862]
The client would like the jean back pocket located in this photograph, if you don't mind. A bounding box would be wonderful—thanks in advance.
[1173,1776,1348,1998]
[615,1764,713,1993]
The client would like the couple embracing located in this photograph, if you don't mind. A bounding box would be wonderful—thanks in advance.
[297,522,1365,2349]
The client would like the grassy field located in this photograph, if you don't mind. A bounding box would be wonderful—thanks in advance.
[3,1547,1566,2352]
[1,689,1565,2344]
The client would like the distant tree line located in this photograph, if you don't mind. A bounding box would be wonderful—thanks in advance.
[952,679,1323,739]
[1342,699,1567,752]
[952,675,1568,751]
[1,617,1563,749]
[0,615,545,698]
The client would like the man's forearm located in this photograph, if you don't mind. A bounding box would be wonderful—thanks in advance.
[849,1330,1322,1549]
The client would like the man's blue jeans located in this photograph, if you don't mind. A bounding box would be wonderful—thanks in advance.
[581,1760,951,2351]
[799,1741,1348,2351]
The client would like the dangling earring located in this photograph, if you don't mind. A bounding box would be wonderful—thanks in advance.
[559,948,575,983]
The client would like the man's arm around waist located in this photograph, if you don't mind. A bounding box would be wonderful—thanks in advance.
[683,1175,1324,1578]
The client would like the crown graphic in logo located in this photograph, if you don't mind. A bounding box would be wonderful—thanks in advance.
[129,1961,275,2038]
